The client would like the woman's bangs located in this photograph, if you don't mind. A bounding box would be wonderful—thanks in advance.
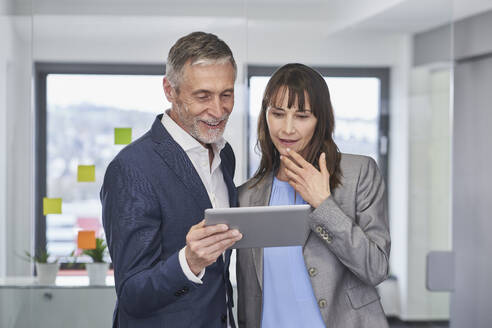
[267,83,308,112]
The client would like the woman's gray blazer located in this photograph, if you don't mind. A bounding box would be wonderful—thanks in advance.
[236,153,390,328]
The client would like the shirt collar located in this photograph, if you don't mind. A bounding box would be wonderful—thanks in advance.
[161,110,226,153]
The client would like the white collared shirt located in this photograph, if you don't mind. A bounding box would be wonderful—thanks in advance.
[161,110,230,283]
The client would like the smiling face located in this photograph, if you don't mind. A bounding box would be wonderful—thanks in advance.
[164,59,235,145]
[266,87,318,157]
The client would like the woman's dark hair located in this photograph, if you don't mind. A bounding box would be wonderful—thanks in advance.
[252,63,342,190]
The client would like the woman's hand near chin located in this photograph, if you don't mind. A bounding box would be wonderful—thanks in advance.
[280,149,331,208]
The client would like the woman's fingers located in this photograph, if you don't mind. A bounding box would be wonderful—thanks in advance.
[285,168,302,184]
[319,152,329,178]
[280,155,304,176]
[286,149,309,168]
[287,179,306,197]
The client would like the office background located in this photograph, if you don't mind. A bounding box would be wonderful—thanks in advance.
[1,0,492,327]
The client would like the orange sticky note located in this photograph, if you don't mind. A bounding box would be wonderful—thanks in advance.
[77,230,96,250]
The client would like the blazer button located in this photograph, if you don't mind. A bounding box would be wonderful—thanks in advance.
[308,267,317,277]
[316,226,323,233]
[326,235,333,243]
[318,299,327,308]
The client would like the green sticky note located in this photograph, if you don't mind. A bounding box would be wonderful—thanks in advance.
[114,128,132,145]
[77,165,95,182]
[43,198,62,215]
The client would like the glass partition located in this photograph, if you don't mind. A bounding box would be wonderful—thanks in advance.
[0,0,468,326]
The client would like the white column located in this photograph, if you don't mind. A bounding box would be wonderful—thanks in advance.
[0,14,12,278]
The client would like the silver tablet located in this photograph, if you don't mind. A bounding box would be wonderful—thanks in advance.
[204,205,311,249]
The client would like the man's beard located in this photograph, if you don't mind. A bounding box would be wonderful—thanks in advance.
[175,101,229,144]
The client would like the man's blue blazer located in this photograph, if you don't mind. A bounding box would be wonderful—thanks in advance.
[101,114,237,328]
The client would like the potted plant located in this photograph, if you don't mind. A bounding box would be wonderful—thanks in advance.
[82,237,109,286]
[23,249,59,285]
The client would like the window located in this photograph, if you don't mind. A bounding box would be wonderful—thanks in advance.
[35,63,167,265]
[35,63,389,267]
[247,66,389,181]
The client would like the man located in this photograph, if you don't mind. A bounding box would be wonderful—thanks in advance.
[101,32,242,328]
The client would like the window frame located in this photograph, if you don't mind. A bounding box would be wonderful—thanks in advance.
[34,62,165,269]
[246,65,390,184]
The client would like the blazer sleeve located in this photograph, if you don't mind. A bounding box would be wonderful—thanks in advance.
[308,156,390,286]
[101,158,201,318]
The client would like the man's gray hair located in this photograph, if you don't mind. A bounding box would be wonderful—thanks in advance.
[166,32,237,90]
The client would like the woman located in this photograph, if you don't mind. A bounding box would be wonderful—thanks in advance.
[236,63,390,328]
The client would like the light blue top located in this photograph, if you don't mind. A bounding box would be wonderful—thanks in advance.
[261,177,326,328]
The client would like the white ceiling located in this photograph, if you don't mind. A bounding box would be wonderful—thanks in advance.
[351,0,492,33]
[8,0,492,35]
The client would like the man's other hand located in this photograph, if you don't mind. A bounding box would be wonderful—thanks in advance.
[185,220,242,275]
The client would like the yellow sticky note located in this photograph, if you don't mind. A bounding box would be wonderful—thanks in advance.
[114,128,132,145]
[77,230,96,250]
[43,198,62,215]
[77,165,95,182]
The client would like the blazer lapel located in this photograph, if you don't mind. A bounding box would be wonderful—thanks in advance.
[220,147,237,274]
[150,115,212,210]
[220,148,238,208]
[249,173,273,291]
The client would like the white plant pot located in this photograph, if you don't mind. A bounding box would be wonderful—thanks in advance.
[86,262,109,286]
[36,262,59,285]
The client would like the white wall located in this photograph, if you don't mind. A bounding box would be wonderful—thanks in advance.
[1,10,35,278]
[4,16,34,277]
[247,25,407,66]
[0,0,12,15]
[5,13,414,318]
[0,14,12,278]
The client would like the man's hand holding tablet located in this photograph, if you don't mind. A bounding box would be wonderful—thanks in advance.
[204,205,311,249]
